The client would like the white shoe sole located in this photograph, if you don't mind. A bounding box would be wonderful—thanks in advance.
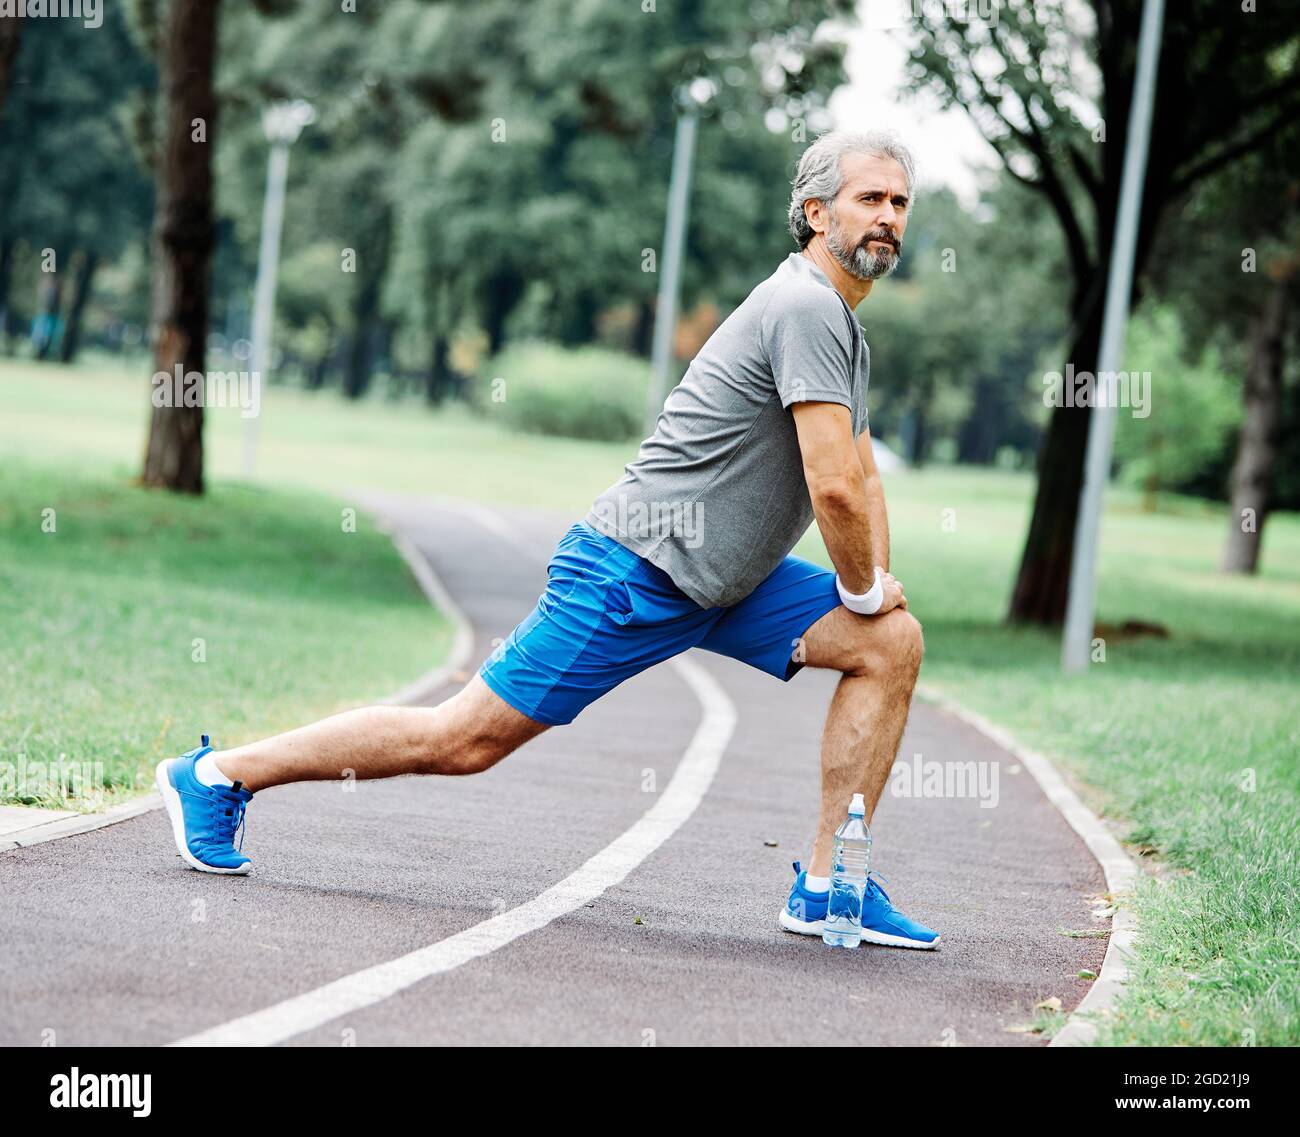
[155,759,251,875]
[860,927,941,951]
[779,908,825,935]
[778,907,940,950]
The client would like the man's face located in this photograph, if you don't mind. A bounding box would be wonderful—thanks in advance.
[817,153,911,281]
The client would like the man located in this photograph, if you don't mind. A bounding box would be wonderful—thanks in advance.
[157,129,939,950]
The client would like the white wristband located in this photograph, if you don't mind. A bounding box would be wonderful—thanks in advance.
[836,568,885,615]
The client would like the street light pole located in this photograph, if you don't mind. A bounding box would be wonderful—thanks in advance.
[243,99,314,479]
[645,94,699,437]
[1061,0,1165,673]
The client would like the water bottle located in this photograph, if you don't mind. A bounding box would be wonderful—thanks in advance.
[822,792,872,949]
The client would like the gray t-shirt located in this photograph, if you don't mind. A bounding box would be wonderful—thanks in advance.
[585,252,870,608]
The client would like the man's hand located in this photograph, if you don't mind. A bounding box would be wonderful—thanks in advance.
[878,570,907,613]
[837,566,907,615]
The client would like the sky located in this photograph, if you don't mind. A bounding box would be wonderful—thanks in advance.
[826,0,1001,204]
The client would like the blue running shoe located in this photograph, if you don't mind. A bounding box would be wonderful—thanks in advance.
[859,871,940,950]
[778,861,829,935]
[156,735,254,875]
[778,861,941,950]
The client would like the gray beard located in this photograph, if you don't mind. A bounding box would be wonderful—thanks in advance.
[827,213,899,281]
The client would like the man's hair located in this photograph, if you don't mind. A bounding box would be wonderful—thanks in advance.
[788,130,917,248]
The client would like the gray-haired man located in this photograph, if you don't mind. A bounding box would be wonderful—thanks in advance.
[158,130,940,950]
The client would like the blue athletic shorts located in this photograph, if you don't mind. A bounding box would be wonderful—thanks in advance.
[478,521,842,725]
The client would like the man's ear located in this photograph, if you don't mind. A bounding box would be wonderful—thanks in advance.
[803,198,825,237]
[800,198,821,235]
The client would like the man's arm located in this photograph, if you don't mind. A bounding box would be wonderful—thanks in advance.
[857,430,889,572]
[791,401,904,611]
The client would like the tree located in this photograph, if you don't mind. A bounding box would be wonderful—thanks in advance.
[0,12,19,122]
[902,1,1300,623]
[382,0,851,390]
[1143,121,1300,572]
[141,0,221,493]
[0,10,153,357]
[1222,259,1295,572]
[216,0,501,399]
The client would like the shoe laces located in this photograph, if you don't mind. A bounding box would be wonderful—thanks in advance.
[216,795,248,852]
[179,784,247,852]
[865,870,892,905]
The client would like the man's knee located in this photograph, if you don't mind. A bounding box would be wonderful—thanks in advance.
[893,610,925,675]
[447,731,519,775]
[443,706,548,773]
[845,609,924,680]
[419,677,548,775]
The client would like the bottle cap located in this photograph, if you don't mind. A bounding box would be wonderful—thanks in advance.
[849,793,865,816]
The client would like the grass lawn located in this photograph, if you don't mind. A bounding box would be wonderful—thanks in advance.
[2,356,1297,1046]
[1,454,451,811]
[853,473,1300,1047]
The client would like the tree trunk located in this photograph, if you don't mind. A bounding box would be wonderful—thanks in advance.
[342,213,391,399]
[141,0,220,494]
[0,234,14,342]
[426,333,452,404]
[1007,299,1104,625]
[957,375,1010,465]
[343,322,377,399]
[0,12,21,123]
[910,400,928,467]
[307,332,334,389]
[59,250,99,363]
[483,269,523,357]
[631,295,655,358]
[1222,273,1289,573]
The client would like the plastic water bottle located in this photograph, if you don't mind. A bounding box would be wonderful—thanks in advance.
[822,792,873,949]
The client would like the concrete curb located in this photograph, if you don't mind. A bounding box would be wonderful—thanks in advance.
[0,793,164,852]
[916,683,1140,1047]
[0,513,471,854]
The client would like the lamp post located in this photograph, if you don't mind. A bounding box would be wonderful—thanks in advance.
[243,99,315,478]
[1061,0,1165,672]
[644,81,713,436]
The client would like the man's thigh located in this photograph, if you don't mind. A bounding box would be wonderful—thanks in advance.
[446,674,554,751]
[479,524,716,725]
[697,553,842,680]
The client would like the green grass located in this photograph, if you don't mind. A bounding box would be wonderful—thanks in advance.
[846,469,1300,1047]
[2,356,1297,1045]
[2,352,630,508]
[1,452,451,810]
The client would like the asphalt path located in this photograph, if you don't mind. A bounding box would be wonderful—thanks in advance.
[0,496,1106,1046]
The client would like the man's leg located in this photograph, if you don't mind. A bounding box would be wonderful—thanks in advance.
[798,606,924,877]
[211,676,549,793]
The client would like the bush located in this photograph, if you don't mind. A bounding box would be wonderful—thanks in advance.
[1114,305,1241,501]
[477,343,650,442]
